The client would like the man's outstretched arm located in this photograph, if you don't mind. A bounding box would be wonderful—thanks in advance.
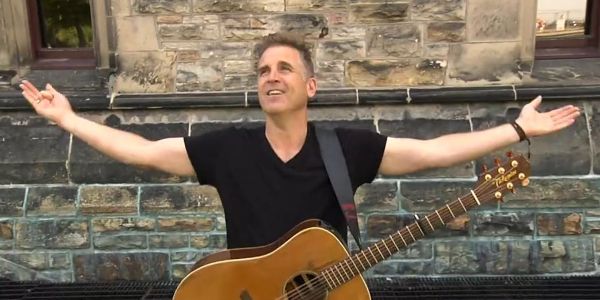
[378,96,581,176]
[20,80,195,176]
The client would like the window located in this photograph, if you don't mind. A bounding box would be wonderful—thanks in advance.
[536,0,600,59]
[26,0,95,69]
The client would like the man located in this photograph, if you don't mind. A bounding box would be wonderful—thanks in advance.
[20,32,580,249]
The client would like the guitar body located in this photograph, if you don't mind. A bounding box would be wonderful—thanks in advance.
[173,220,370,300]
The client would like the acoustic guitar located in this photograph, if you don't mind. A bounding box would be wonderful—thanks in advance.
[173,153,531,300]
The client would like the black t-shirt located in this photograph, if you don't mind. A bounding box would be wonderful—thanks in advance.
[183,123,387,249]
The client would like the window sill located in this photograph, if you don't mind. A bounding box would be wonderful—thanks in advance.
[536,47,600,60]
[31,58,96,70]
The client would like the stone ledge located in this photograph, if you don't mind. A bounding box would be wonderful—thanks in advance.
[1,84,599,111]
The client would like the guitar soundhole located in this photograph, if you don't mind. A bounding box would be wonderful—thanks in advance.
[284,272,327,300]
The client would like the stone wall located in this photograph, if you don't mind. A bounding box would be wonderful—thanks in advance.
[111,0,535,93]
[1,96,599,282]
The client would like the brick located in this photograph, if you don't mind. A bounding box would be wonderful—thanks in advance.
[355,181,398,213]
[0,188,25,217]
[412,0,465,21]
[349,3,408,23]
[26,186,77,216]
[141,185,222,214]
[472,211,534,236]
[15,219,89,249]
[467,0,519,41]
[94,235,148,250]
[92,217,156,233]
[80,186,138,215]
[537,213,583,236]
[74,252,169,281]
[534,239,595,273]
[346,59,445,87]
[149,234,189,248]
[366,25,421,57]
[157,217,214,232]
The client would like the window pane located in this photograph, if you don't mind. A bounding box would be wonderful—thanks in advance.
[37,0,93,48]
[536,0,588,40]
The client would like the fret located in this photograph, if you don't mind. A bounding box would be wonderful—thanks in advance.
[424,215,434,231]
[322,270,333,289]
[374,243,384,259]
[368,247,376,261]
[470,190,481,205]
[349,257,360,274]
[399,232,408,246]
[331,265,342,285]
[339,261,350,280]
[362,251,372,267]
[382,239,392,256]
[446,204,456,218]
[389,234,400,251]
[414,222,425,237]
[435,210,444,224]
[457,197,467,212]
[407,226,416,241]
[343,259,353,277]
[356,253,366,270]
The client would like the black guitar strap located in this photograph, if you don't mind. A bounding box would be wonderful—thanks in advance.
[315,126,362,249]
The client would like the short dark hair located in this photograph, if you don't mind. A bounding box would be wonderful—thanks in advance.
[255,32,315,77]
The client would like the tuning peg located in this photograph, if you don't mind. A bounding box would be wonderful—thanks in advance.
[481,164,488,173]
[510,188,515,194]
[494,158,501,167]
[506,151,513,158]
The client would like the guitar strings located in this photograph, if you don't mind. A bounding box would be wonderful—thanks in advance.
[276,164,520,300]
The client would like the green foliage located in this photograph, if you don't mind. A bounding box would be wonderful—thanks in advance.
[38,0,93,48]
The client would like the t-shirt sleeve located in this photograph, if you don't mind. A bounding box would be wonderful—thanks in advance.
[335,127,388,191]
[183,128,232,185]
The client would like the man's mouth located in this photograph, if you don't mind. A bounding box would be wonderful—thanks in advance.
[267,90,284,96]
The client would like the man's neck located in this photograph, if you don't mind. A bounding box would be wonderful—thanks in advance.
[264,113,308,162]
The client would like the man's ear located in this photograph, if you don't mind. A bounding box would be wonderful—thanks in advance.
[306,77,317,98]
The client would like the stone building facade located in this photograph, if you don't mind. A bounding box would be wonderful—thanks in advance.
[0,0,600,283]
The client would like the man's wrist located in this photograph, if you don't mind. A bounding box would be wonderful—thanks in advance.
[510,120,529,143]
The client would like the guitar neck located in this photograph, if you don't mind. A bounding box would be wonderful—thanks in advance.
[321,189,484,289]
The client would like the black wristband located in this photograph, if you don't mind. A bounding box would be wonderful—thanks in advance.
[510,121,529,143]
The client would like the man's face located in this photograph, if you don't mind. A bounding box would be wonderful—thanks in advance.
[257,45,316,115]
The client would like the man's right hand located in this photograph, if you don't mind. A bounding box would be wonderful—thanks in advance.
[20,80,75,126]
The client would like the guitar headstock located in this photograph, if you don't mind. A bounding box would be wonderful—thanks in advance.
[475,152,531,203]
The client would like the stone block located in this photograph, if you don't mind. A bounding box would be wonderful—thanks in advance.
[114,51,176,93]
[193,0,284,13]
[222,14,326,41]
[74,252,169,281]
[534,239,595,273]
[149,234,189,248]
[317,40,365,60]
[1,252,70,271]
[94,235,148,250]
[467,0,520,41]
[115,16,159,52]
[328,26,366,40]
[80,186,138,215]
[141,184,222,214]
[91,217,156,233]
[537,213,583,236]
[427,22,465,43]
[0,188,25,217]
[501,179,600,209]
[157,217,214,232]
[156,15,183,24]
[0,220,13,249]
[0,116,69,184]
[69,116,188,183]
[400,181,479,212]
[471,101,589,176]
[176,61,223,91]
[346,59,445,86]
[26,186,77,216]
[446,42,521,84]
[224,74,257,91]
[434,241,481,274]
[411,0,465,21]
[366,24,421,57]
[472,211,534,236]
[349,3,408,23]
[286,0,346,10]
[190,234,210,249]
[355,181,398,213]
[158,23,219,40]
[134,0,190,14]
[15,219,89,249]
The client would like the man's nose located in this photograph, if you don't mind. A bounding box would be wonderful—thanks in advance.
[267,69,280,82]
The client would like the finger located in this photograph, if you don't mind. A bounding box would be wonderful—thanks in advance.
[40,90,54,101]
[22,80,41,97]
[21,91,39,106]
[527,95,542,109]
[550,106,580,121]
